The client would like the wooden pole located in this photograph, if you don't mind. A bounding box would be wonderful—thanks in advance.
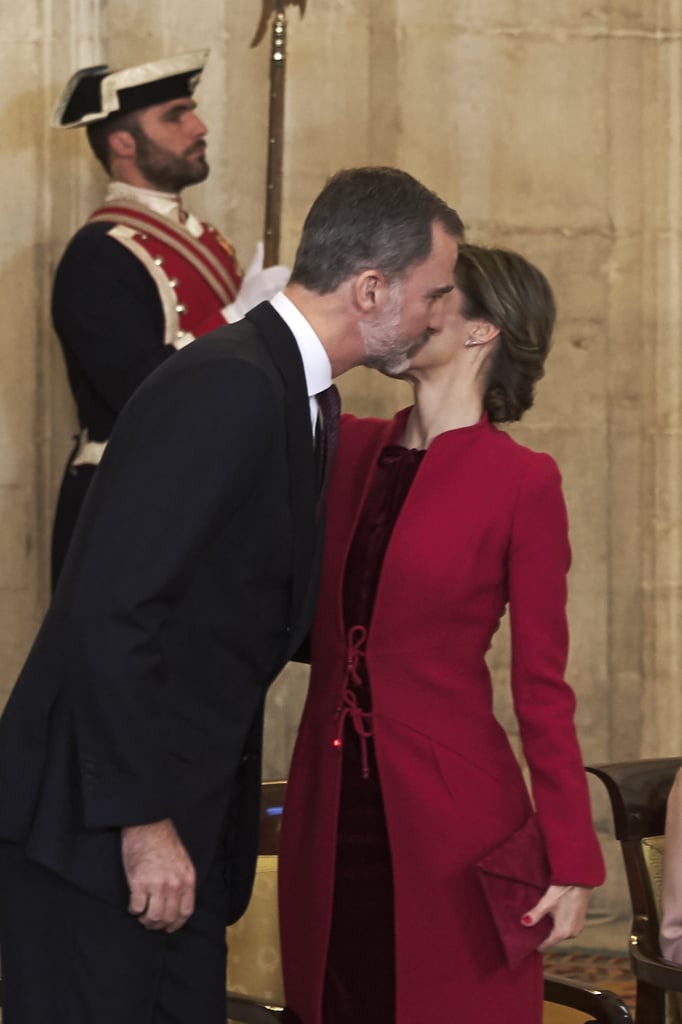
[251,0,307,266]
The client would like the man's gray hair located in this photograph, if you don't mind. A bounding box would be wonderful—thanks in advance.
[289,167,465,294]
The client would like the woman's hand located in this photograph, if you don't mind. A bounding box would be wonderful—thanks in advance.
[521,884,591,952]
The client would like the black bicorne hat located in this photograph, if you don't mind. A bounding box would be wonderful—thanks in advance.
[52,50,209,128]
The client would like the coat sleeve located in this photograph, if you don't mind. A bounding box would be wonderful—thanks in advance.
[62,354,278,830]
[507,453,605,887]
[52,225,175,415]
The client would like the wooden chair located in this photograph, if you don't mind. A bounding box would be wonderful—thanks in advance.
[226,996,295,1024]
[587,757,682,1024]
[228,983,632,1024]
[226,780,633,1023]
[543,975,633,1022]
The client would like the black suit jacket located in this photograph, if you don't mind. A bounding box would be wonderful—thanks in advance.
[0,302,321,922]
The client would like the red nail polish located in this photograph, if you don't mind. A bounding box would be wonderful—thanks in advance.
[521,914,533,925]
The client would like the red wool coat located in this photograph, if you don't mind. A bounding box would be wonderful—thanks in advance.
[278,410,605,1024]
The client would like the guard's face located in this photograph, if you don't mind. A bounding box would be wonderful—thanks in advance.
[362,221,459,376]
[133,98,209,192]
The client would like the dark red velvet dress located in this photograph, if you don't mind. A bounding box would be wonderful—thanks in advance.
[322,446,424,1023]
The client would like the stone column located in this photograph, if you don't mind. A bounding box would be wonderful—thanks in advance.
[0,0,104,697]
[638,2,682,758]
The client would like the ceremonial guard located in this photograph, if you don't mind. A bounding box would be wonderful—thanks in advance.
[50,50,289,583]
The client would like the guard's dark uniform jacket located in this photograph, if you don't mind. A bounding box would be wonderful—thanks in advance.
[51,187,242,583]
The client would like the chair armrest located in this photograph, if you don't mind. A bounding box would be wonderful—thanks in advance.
[226,993,300,1024]
[543,973,633,1022]
[228,979,634,1024]
[630,938,682,993]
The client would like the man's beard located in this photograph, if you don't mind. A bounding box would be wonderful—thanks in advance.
[133,132,209,192]
[361,281,431,376]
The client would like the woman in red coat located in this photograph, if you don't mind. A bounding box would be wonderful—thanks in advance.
[278,244,605,1024]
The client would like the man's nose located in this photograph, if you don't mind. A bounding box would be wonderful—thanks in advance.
[428,299,447,333]
[190,113,208,138]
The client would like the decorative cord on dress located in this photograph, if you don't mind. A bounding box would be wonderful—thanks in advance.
[334,624,373,779]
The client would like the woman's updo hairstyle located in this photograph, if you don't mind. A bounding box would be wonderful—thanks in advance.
[454,244,556,423]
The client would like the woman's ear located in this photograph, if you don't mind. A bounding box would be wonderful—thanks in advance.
[464,320,500,348]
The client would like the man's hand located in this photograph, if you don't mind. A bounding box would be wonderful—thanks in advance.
[121,818,196,933]
[522,883,590,952]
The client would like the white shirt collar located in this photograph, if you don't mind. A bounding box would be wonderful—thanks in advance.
[269,292,332,399]
[104,181,203,237]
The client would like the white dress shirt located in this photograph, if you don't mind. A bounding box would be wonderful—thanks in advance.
[269,292,333,435]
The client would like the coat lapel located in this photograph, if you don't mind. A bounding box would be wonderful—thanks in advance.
[245,302,318,648]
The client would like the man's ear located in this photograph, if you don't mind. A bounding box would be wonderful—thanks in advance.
[352,269,389,314]
[108,130,136,160]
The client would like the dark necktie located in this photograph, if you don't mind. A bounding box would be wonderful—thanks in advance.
[316,383,341,513]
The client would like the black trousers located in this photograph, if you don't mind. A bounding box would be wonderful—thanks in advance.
[0,841,228,1024]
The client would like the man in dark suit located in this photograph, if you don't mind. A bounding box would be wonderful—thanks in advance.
[0,166,463,1023]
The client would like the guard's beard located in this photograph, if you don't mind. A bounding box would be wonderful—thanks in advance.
[133,134,209,193]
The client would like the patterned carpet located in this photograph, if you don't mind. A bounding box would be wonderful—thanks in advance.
[544,947,636,1016]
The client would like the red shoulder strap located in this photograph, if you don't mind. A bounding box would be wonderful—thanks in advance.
[88,202,239,305]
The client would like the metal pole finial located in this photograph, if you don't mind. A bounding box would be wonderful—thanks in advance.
[251,0,306,50]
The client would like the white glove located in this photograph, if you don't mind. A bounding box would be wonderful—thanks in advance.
[224,241,290,322]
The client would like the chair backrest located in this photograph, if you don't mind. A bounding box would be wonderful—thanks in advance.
[587,760,682,842]
[587,758,682,1024]
[587,760,682,938]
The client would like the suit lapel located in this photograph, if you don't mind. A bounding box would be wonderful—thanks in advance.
[245,302,318,647]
